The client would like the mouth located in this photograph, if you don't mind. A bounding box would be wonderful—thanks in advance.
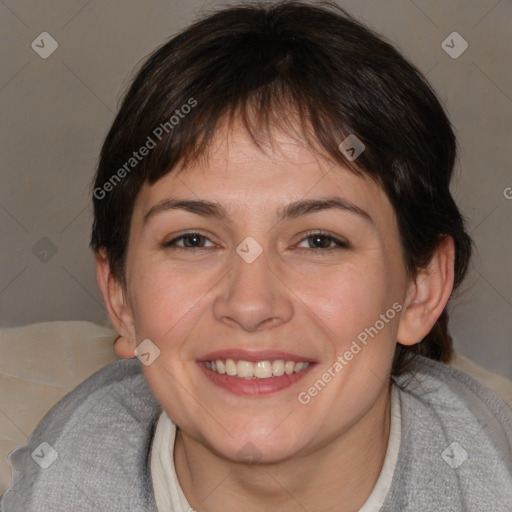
[204,358,310,379]
[197,350,316,395]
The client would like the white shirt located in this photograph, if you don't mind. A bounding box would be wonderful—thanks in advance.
[151,383,402,512]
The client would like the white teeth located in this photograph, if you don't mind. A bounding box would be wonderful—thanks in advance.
[225,359,237,376]
[237,360,254,378]
[206,359,310,379]
[272,360,285,376]
[216,360,225,374]
[285,361,295,375]
[254,361,272,378]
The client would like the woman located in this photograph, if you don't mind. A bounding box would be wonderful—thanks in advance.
[2,1,511,511]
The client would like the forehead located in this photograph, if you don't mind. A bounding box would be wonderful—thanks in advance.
[133,117,396,231]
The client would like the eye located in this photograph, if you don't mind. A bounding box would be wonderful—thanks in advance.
[162,230,349,252]
[163,232,216,250]
[295,231,349,250]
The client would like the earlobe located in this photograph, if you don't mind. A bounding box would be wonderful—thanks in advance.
[397,236,455,346]
[113,335,136,359]
[95,249,137,359]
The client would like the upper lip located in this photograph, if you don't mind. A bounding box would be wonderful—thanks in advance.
[198,349,316,363]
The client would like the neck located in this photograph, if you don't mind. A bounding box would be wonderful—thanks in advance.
[174,382,393,512]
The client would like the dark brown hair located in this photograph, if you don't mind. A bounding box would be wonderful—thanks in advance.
[90,0,473,375]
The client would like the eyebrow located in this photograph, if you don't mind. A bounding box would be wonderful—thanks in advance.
[143,196,374,226]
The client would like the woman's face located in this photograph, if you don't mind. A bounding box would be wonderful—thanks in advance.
[119,118,410,463]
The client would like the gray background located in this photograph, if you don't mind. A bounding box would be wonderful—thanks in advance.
[1,0,511,377]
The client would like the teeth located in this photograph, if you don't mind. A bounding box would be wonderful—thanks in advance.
[285,361,295,375]
[225,359,237,376]
[237,360,254,378]
[254,361,272,378]
[272,360,285,376]
[294,362,304,373]
[206,359,310,379]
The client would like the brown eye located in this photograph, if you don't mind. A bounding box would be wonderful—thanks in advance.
[164,232,215,249]
[296,232,349,250]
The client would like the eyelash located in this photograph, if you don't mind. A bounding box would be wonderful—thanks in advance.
[162,230,350,252]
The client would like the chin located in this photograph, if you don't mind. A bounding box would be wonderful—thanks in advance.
[207,428,307,466]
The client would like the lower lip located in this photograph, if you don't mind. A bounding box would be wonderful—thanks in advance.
[197,362,315,396]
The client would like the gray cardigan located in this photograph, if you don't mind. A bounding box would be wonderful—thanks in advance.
[2,355,512,511]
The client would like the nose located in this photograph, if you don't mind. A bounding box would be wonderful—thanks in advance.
[212,241,294,332]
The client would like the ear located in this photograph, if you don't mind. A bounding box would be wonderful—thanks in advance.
[397,235,455,346]
[95,248,137,359]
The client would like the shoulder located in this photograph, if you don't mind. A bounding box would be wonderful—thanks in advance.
[394,354,512,437]
[381,355,512,511]
[1,359,161,512]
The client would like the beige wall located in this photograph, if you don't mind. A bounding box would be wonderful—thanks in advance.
[1,0,511,378]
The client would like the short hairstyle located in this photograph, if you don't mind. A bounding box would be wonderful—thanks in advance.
[90,0,473,375]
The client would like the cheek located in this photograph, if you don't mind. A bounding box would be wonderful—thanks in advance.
[128,259,208,341]
[299,260,394,343]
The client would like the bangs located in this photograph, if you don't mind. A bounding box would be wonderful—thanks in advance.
[134,49,373,187]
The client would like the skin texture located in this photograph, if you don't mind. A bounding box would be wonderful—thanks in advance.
[96,116,455,511]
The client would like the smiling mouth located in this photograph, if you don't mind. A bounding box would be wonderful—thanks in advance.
[204,359,311,379]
